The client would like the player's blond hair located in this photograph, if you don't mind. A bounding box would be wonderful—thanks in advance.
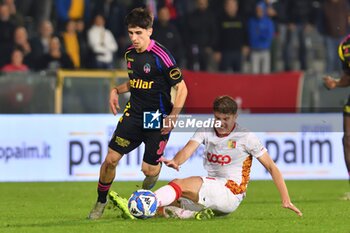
[213,95,237,114]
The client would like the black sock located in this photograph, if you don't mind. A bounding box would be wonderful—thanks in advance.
[97,180,113,203]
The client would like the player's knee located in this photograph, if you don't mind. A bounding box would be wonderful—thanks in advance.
[142,168,159,177]
[171,178,181,183]
[104,157,119,169]
[103,150,122,169]
[142,163,161,176]
[142,170,152,176]
[169,179,192,197]
[170,178,184,188]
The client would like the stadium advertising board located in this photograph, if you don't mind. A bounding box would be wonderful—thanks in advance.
[183,70,303,113]
[0,114,347,181]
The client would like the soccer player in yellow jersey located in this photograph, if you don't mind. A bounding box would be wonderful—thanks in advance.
[324,35,350,200]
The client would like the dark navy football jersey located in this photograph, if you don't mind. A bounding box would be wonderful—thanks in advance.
[342,60,350,75]
[339,35,350,75]
[124,40,183,118]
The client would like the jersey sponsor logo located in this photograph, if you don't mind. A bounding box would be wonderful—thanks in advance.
[115,136,130,147]
[0,142,51,163]
[130,79,154,89]
[207,152,231,165]
[143,63,151,73]
[169,68,181,80]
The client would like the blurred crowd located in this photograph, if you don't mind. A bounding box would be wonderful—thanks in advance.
[0,0,349,74]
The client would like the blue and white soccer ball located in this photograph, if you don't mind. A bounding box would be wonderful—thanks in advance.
[128,189,158,219]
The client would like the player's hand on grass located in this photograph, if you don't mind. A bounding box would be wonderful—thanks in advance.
[157,156,180,171]
[323,76,337,90]
[161,114,177,135]
[282,201,303,217]
[109,89,120,115]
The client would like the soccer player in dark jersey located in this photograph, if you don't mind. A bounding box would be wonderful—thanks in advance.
[88,7,188,219]
[324,35,350,200]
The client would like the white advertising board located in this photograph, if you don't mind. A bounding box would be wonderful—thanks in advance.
[0,114,347,181]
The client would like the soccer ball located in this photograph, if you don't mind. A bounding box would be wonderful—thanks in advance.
[128,189,158,219]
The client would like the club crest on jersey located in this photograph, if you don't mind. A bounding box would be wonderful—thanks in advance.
[227,140,236,149]
[143,63,151,73]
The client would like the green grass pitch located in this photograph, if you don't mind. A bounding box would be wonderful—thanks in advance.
[0,180,349,233]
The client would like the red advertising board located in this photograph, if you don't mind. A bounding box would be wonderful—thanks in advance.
[183,70,304,113]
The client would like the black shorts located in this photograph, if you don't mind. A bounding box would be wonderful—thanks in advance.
[344,96,350,116]
[108,115,170,165]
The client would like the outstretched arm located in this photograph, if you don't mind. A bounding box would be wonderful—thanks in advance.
[257,152,303,216]
[323,73,350,90]
[161,80,188,135]
[109,81,130,115]
[158,140,200,171]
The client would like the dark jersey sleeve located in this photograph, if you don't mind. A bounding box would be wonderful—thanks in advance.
[163,64,183,86]
[342,60,350,75]
[151,41,183,86]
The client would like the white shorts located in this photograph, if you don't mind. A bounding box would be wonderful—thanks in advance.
[197,176,244,214]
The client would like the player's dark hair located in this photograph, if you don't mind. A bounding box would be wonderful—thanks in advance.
[213,95,238,114]
[125,7,153,29]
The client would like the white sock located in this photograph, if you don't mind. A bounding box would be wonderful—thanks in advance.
[154,185,176,207]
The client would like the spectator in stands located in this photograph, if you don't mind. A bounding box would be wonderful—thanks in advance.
[4,0,16,15]
[238,0,258,20]
[184,0,217,71]
[92,0,127,68]
[3,0,24,26]
[61,19,81,68]
[283,0,316,71]
[54,0,90,32]
[152,6,184,66]
[87,14,118,69]
[322,0,350,73]
[35,36,74,71]
[1,48,28,72]
[13,26,34,68]
[157,0,179,22]
[0,3,16,67]
[30,20,54,66]
[214,0,249,73]
[75,18,89,68]
[75,18,86,36]
[15,0,52,31]
[248,1,275,74]
[169,0,197,33]
[263,0,279,72]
